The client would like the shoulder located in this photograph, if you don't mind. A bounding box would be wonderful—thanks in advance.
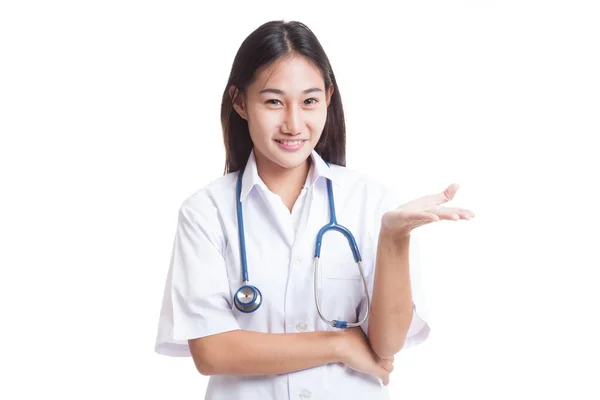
[178,172,239,222]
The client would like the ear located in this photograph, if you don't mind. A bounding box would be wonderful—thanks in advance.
[229,85,248,120]
[326,83,334,107]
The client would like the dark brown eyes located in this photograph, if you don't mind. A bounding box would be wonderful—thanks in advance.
[265,98,318,106]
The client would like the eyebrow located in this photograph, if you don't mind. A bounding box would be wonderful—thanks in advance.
[259,88,323,95]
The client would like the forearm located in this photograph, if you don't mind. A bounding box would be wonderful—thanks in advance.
[368,226,414,358]
[189,329,344,376]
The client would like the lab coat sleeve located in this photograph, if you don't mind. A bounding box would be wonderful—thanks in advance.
[357,185,431,350]
[154,201,240,357]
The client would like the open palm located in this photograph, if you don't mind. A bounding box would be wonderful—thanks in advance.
[381,183,475,237]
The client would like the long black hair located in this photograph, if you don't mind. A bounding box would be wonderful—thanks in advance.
[220,20,346,174]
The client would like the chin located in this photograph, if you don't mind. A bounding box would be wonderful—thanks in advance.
[270,149,312,170]
[273,156,308,170]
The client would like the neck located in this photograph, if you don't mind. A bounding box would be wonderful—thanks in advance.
[254,151,311,197]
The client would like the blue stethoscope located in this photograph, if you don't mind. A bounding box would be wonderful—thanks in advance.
[233,164,371,329]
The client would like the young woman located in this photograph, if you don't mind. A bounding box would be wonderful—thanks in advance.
[155,20,474,400]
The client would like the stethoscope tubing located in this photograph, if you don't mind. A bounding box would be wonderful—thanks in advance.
[233,165,370,328]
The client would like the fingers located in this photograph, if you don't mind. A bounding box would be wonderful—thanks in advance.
[412,211,440,222]
[436,208,461,220]
[457,207,476,219]
[402,211,440,222]
[378,355,394,373]
[375,355,394,385]
[378,358,394,373]
[423,212,440,222]
[376,366,390,386]
[435,207,475,221]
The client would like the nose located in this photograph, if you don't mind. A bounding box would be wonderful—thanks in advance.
[281,104,303,135]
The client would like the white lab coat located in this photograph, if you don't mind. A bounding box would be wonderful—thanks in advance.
[155,149,430,400]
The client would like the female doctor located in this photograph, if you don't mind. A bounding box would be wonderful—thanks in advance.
[155,20,474,400]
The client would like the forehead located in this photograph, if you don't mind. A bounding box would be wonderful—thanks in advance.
[251,55,325,93]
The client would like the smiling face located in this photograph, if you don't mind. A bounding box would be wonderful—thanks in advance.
[231,54,334,173]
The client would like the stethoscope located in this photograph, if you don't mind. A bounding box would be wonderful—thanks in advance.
[233,164,371,329]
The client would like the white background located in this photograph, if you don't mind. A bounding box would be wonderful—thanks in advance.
[1,0,599,399]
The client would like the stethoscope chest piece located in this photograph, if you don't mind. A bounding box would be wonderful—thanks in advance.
[234,284,263,313]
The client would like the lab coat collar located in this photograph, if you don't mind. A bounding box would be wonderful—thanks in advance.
[240,148,337,202]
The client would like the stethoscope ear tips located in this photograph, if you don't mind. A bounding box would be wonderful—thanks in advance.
[234,285,263,313]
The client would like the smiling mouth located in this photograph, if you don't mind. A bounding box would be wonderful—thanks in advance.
[274,139,307,145]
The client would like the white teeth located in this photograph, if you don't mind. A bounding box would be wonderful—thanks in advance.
[277,140,303,145]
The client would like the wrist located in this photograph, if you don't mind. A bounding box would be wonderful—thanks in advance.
[379,223,411,247]
[328,330,348,363]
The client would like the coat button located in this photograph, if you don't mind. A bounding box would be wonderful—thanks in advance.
[296,322,308,332]
[299,388,312,399]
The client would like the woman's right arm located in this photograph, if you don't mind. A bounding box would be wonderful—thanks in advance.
[189,327,392,384]
[189,330,343,376]
[162,203,391,383]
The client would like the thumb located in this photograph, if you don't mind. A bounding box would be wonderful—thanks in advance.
[440,183,459,203]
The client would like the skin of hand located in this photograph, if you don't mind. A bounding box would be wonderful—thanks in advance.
[338,326,395,386]
[381,183,475,238]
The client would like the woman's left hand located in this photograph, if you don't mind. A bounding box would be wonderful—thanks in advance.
[381,183,475,238]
